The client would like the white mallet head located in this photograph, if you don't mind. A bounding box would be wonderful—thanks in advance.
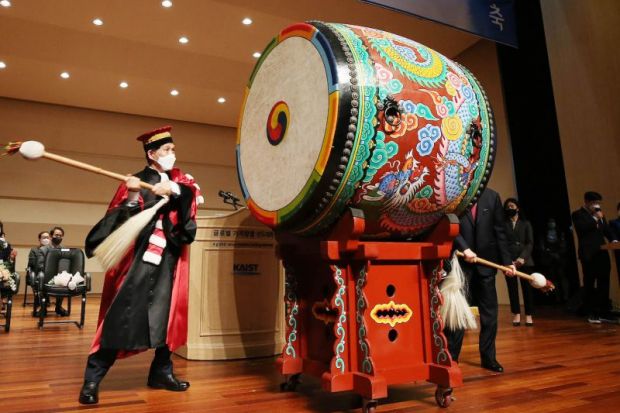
[19,140,45,159]
[529,272,547,289]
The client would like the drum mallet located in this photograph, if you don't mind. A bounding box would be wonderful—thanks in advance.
[455,251,555,292]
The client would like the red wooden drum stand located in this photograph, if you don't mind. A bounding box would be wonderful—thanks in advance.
[276,209,462,411]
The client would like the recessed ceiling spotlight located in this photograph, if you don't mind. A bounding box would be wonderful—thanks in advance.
[242,17,253,25]
[252,52,261,58]
[217,97,226,103]
[170,89,179,96]
[119,81,129,88]
[0,1,11,8]
[60,72,70,79]
[178,36,189,44]
[0,61,6,69]
[92,18,104,26]
[161,0,173,8]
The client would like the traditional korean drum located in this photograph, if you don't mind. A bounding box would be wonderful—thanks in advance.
[237,22,495,238]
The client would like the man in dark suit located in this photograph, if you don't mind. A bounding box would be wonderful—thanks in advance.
[445,187,515,373]
[571,191,618,323]
[610,202,620,286]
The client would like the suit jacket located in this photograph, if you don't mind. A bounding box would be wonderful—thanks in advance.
[505,218,535,266]
[28,246,45,272]
[571,207,617,261]
[454,188,512,276]
[610,218,620,240]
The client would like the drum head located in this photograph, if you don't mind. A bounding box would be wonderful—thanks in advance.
[239,37,327,211]
[237,24,344,229]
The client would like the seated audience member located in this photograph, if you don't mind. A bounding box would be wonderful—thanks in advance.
[0,220,16,272]
[38,226,70,316]
[28,231,51,272]
[28,231,51,313]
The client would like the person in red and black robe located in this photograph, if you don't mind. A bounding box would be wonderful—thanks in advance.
[79,126,203,405]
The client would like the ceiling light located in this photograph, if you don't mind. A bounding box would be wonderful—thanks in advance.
[60,72,70,79]
[0,61,6,69]
[92,18,104,26]
[217,97,226,103]
[178,36,189,44]
[242,17,253,25]
[253,52,261,58]
[170,89,179,96]
[119,81,128,88]
[0,1,11,8]
[161,0,173,8]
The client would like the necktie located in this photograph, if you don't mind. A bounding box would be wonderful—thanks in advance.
[471,203,478,221]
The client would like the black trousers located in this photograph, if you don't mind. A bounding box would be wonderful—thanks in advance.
[445,270,498,363]
[581,251,611,317]
[84,346,173,384]
[505,266,534,315]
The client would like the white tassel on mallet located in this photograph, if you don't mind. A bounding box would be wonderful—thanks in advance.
[94,196,169,271]
[15,140,170,271]
[440,254,478,331]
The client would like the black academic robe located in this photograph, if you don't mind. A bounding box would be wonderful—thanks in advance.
[85,167,197,351]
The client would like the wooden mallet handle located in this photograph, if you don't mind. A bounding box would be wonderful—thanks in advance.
[41,151,154,190]
[455,251,533,281]
[15,141,154,190]
[455,251,555,291]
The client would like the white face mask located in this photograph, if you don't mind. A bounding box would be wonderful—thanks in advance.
[40,238,50,246]
[155,153,176,171]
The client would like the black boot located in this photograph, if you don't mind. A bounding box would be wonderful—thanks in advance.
[147,346,189,391]
[147,371,190,391]
[481,359,504,373]
[78,381,99,404]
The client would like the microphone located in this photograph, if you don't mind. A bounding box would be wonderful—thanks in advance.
[218,190,240,202]
[218,190,242,210]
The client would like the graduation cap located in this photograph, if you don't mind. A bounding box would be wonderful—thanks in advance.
[136,126,174,152]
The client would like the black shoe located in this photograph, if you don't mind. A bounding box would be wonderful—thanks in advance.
[481,360,504,373]
[512,321,520,327]
[79,381,99,405]
[55,306,69,317]
[147,373,190,391]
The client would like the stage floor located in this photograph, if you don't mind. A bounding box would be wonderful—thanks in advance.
[1,296,619,412]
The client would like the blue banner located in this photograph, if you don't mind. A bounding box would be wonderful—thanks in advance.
[361,0,518,47]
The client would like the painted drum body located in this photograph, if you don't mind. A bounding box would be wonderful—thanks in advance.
[237,22,495,238]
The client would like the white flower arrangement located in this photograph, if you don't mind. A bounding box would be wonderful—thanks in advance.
[0,262,17,292]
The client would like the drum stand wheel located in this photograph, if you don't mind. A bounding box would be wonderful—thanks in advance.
[279,373,301,392]
[435,386,454,408]
[362,398,378,413]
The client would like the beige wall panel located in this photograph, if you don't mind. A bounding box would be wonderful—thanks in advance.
[540,0,620,305]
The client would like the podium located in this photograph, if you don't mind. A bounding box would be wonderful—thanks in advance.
[175,208,284,360]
